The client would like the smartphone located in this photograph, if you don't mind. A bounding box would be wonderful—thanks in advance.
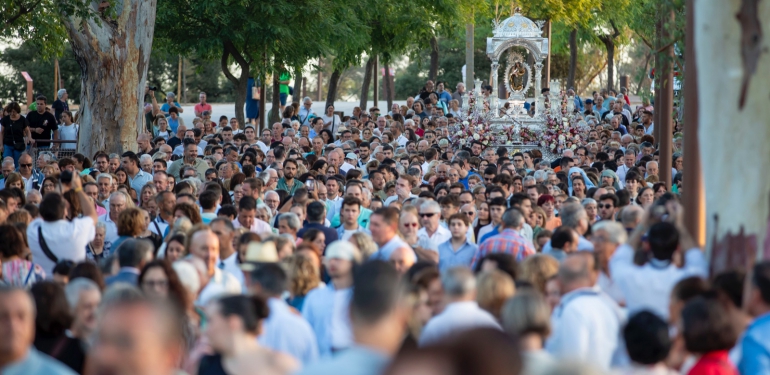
[306,180,315,191]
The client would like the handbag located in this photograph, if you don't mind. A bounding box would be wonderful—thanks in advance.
[252,85,261,100]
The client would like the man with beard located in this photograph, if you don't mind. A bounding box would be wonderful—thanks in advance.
[276,159,302,195]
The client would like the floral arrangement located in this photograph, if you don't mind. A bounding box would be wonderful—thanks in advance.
[449,89,591,155]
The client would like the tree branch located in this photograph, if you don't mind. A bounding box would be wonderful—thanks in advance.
[221,47,238,86]
[634,31,654,49]
[3,0,43,30]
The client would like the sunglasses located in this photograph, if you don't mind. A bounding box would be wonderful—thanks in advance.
[419,213,437,218]
[20,164,32,168]
[462,211,475,216]
[600,204,614,209]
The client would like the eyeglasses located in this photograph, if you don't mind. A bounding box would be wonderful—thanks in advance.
[462,211,475,216]
[142,280,168,289]
[419,213,437,218]
[20,164,32,168]
[600,204,614,209]
[402,223,418,228]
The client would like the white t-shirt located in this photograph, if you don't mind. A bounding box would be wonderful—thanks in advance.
[58,124,78,149]
[341,229,358,241]
[321,114,341,133]
[330,288,354,349]
[28,217,96,275]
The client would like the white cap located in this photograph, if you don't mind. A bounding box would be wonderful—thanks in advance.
[346,153,357,160]
[324,240,361,263]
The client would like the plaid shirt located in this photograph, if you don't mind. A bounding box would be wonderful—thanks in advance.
[471,229,535,268]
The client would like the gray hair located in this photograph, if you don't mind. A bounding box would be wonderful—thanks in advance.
[502,208,524,229]
[26,190,41,200]
[265,190,279,201]
[139,154,153,164]
[38,151,55,164]
[441,267,476,298]
[278,212,301,230]
[64,278,100,310]
[172,260,201,297]
[258,171,271,185]
[646,160,658,169]
[620,205,644,228]
[256,203,273,222]
[2,158,14,168]
[621,134,634,142]
[591,220,628,244]
[109,153,120,160]
[559,203,587,229]
[533,170,546,182]
[95,221,107,231]
[97,173,113,183]
[420,200,440,213]
[501,290,551,338]
[624,149,636,156]
[581,198,597,207]
[303,96,312,103]
[523,176,536,185]
[57,89,67,99]
[166,92,176,98]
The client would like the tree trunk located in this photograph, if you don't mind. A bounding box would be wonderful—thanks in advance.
[429,35,439,82]
[567,28,578,91]
[635,51,652,95]
[544,20,552,86]
[683,0,704,247]
[695,0,770,265]
[372,57,378,108]
[270,73,281,124]
[384,62,393,109]
[360,57,374,110]
[293,66,303,104]
[465,23,474,91]
[604,39,615,92]
[220,42,249,129]
[325,68,342,110]
[63,0,157,156]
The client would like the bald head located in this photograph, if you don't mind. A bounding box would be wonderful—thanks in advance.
[621,205,644,229]
[389,246,416,275]
[562,149,574,158]
[558,253,595,293]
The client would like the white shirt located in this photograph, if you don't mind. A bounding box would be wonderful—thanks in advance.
[419,301,501,347]
[384,194,418,207]
[98,214,119,253]
[28,217,96,275]
[218,251,245,287]
[610,244,707,319]
[330,288,354,349]
[58,124,78,149]
[232,218,272,236]
[260,298,319,366]
[256,140,270,153]
[597,272,625,305]
[546,287,626,371]
[616,164,633,189]
[396,134,408,147]
[644,123,655,135]
[477,223,497,242]
[339,162,355,173]
[418,226,451,249]
[196,268,242,306]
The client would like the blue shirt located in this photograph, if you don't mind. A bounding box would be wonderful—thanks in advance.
[478,226,501,245]
[739,312,770,374]
[260,297,319,366]
[369,235,410,261]
[2,347,77,375]
[296,346,389,375]
[438,239,477,272]
[160,101,180,117]
[301,284,352,358]
[128,169,152,195]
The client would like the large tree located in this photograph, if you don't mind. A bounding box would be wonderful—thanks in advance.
[63,0,157,156]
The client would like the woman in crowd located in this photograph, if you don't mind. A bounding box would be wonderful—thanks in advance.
[4,172,23,190]
[520,254,559,295]
[301,229,326,254]
[154,116,173,140]
[139,260,190,318]
[139,209,164,251]
[199,295,297,374]
[111,207,146,251]
[0,224,45,287]
[31,281,86,374]
[536,195,561,231]
[476,270,516,320]
[41,176,61,195]
[115,167,129,186]
[320,129,334,145]
[636,187,655,209]
[287,246,321,311]
[321,105,341,132]
[624,171,643,203]
[349,232,378,259]
[87,222,108,261]
[681,296,739,375]
[501,290,555,375]
[581,198,599,225]
[164,233,188,262]
[653,182,668,200]
[174,202,202,225]
[140,184,158,212]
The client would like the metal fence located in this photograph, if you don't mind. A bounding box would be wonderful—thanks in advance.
[31,140,78,169]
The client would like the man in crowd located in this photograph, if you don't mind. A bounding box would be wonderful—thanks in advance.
[167,139,209,179]
[121,151,152,194]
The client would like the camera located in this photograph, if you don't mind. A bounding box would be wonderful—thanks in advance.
[148,86,157,91]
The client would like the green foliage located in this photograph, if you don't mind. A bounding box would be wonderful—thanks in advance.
[0,42,82,104]
[1,0,98,58]
[394,22,493,99]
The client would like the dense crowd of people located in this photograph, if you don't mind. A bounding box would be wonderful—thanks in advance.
[0,80,764,375]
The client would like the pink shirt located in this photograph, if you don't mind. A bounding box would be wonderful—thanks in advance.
[194,103,212,115]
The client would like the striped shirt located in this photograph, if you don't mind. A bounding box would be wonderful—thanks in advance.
[471,229,535,267]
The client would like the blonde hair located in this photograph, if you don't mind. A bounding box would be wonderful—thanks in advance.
[476,270,515,320]
[288,253,320,297]
[520,254,560,294]
[349,232,378,259]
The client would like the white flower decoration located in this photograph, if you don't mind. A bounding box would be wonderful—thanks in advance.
[473,134,480,140]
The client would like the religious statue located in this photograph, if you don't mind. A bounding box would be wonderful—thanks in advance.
[509,62,526,91]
